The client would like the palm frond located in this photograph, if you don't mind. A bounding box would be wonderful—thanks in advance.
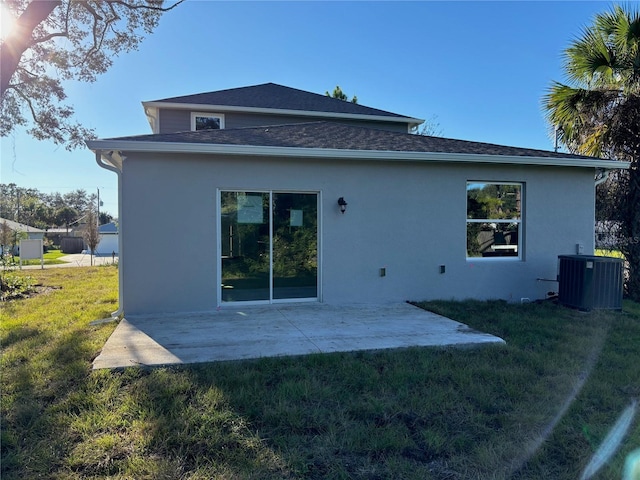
[566,31,613,79]
[545,4,640,159]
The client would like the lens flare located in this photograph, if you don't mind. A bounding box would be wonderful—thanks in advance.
[0,3,17,42]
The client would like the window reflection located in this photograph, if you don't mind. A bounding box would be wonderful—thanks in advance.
[467,183,522,258]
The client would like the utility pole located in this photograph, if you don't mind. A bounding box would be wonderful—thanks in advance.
[96,188,104,226]
[554,126,563,153]
[97,187,100,227]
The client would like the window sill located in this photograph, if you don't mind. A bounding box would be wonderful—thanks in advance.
[466,256,523,262]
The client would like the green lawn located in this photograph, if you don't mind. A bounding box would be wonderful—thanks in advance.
[1,268,639,479]
[13,248,68,266]
[595,249,625,259]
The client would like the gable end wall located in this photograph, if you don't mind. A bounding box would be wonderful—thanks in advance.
[157,108,410,133]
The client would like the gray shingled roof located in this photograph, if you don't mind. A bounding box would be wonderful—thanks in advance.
[148,83,412,120]
[98,222,118,234]
[0,217,45,233]
[107,121,598,160]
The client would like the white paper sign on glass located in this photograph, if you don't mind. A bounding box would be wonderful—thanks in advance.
[290,209,303,227]
[238,195,264,224]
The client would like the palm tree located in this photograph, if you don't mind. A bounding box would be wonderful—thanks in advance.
[544,4,640,301]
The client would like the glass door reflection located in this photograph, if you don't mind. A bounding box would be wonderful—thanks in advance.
[273,193,318,300]
[220,191,270,302]
[220,191,318,303]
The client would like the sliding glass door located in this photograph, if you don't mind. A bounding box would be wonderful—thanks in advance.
[219,191,318,303]
[272,192,318,300]
[220,192,270,302]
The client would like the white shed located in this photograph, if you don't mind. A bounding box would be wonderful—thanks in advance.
[95,222,119,255]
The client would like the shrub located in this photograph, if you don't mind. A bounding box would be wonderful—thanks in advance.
[0,252,35,301]
[0,271,36,301]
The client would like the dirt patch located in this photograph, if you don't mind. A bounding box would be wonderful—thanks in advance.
[2,284,62,301]
[33,285,63,297]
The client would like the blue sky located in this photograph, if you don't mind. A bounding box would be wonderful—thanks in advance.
[0,0,613,217]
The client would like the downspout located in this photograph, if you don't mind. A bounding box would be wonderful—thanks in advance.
[595,168,611,187]
[95,150,125,319]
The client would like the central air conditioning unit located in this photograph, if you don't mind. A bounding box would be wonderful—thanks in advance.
[558,255,623,311]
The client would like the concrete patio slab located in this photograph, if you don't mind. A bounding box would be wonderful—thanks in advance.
[92,302,505,369]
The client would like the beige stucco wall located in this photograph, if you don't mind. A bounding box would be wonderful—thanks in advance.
[120,152,595,315]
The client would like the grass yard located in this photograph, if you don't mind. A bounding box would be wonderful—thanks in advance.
[13,248,68,266]
[595,249,625,259]
[1,268,639,479]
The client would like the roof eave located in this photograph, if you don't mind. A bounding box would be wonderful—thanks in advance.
[141,101,423,126]
[85,140,630,170]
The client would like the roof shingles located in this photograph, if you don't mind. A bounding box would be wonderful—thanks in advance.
[148,83,410,119]
[108,121,598,160]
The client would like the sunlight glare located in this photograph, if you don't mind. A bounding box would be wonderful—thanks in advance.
[0,3,17,42]
[580,400,638,480]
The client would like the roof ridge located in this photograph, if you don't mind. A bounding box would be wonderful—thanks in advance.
[144,83,418,121]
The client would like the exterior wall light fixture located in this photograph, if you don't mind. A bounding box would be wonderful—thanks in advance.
[338,197,348,214]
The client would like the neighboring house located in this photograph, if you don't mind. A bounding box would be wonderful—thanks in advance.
[95,222,119,256]
[0,217,45,255]
[46,227,85,253]
[86,83,629,316]
[47,214,89,252]
[45,228,68,248]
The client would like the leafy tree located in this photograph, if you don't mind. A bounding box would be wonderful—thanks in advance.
[62,189,92,214]
[14,194,50,228]
[54,206,78,233]
[0,0,182,150]
[43,191,66,211]
[99,211,113,226]
[326,85,358,104]
[0,220,26,258]
[0,183,38,220]
[83,208,100,265]
[544,4,640,300]
[0,183,113,229]
[0,220,13,255]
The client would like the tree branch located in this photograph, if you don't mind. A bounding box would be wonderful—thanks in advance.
[11,85,48,133]
[105,0,185,12]
[28,31,69,47]
[80,1,104,21]
[0,0,62,99]
[1,0,184,149]
[79,1,106,57]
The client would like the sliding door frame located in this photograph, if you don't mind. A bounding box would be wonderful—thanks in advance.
[216,188,322,306]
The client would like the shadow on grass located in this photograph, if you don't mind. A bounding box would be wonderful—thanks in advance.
[2,324,297,479]
[0,326,40,349]
[1,321,108,478]
[2,297,639,480]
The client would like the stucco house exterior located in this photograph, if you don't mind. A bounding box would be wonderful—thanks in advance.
[86,83,628,316]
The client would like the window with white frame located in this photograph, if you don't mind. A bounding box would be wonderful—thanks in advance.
[466,182,523,259]
[191,112,225,131]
